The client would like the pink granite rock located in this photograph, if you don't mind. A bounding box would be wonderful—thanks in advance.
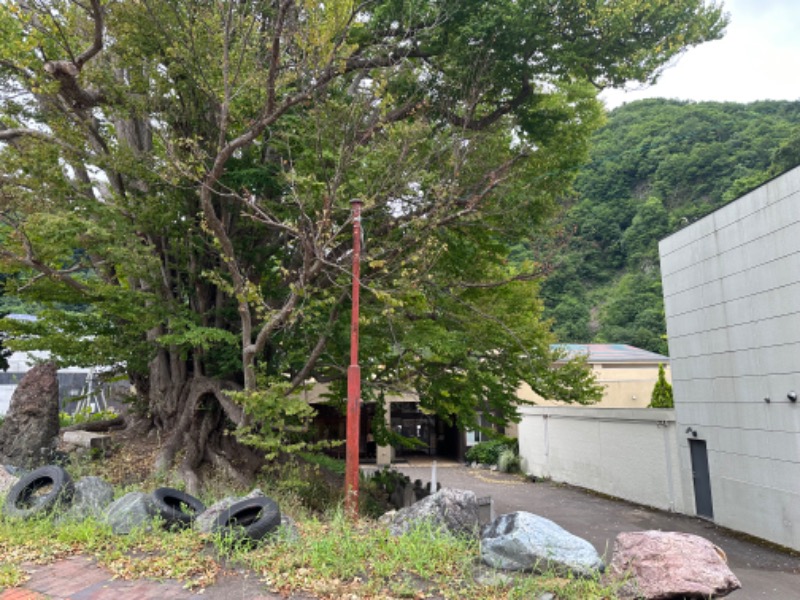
[607,530,741,599]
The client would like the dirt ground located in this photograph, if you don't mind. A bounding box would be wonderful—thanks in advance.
[392,462,800,599]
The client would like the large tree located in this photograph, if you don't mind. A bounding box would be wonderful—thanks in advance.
[0,0,725,488]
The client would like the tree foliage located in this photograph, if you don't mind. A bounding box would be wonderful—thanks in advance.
[0,0,725,484]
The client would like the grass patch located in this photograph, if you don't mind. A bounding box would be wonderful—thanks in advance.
[0,514,218,589]
[1,506,620,598]
[0,562,29,589]
[237,510,619,599]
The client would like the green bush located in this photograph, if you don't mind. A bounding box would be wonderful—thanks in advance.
[497,448,521,473]
[465,439,511,465]
[299,452,346,475]
[261,458,342,515]
[59,407,118,428]
[649,363,674,408]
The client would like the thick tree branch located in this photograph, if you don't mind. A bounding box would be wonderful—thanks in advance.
[42,0,105,109]
[75,0,104,69]
[0,128,82,154]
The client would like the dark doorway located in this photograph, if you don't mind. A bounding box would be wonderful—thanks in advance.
[689,439,714,520]
[391,402,435,457]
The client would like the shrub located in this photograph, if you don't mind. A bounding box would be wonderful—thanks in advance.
[59,407,118,428]
[497,448,521,473]
[465,439,511,465]
[649,363,674,408]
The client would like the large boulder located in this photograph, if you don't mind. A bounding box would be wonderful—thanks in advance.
[105,491,156,534]
[606,531,741,599]
[381,488,481,538]
[0,363,60,468]
[58,476,115,523]
[481,511,604,577]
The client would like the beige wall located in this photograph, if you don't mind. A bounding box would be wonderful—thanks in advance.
[517,363,671,409]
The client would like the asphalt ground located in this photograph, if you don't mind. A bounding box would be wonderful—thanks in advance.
[394,463,800,599]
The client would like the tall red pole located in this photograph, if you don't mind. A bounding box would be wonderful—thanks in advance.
[345,199,363,519]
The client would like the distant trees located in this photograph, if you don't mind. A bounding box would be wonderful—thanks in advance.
[532,99,800,354]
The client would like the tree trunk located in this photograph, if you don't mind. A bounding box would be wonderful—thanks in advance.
[146,349,262,493]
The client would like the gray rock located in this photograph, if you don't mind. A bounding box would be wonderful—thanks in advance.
[0,466,19,500]
[195,488,265,534]
[105,491,156,534]
[481,511,604,577]
[606,530,741,599]
[472,564,515,586]
[274,515,300,543]
[59,476,114,523]
[382,488,481,538]
[0,363,60,468]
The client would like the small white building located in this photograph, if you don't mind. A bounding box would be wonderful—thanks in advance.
[659,165,800,551]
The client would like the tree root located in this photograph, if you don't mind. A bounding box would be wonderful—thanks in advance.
[154,375,249,492]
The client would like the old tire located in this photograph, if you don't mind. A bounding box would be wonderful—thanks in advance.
[3,465,74,519]
[151,487,206,528]
[213,496,281,542]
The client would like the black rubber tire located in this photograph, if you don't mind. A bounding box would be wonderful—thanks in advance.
[2,465,74,519]
[212,496,281,542]
[151,487,206,528]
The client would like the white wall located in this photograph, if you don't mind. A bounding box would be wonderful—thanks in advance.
[659,165,800,551]
[518,406,684,513]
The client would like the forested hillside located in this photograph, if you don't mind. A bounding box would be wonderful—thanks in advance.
[521,99,800,354]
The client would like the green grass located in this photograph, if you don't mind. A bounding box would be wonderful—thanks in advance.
[0,513,219,588]
[0,502,622,598]
[0,561,28,588]
[239,510,620,599]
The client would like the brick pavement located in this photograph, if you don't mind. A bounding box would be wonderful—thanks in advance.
[0,556,287,600]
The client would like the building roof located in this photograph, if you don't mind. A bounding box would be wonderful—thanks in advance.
[553,344,669,364]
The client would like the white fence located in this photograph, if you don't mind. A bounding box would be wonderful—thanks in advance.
[518,406,685,513]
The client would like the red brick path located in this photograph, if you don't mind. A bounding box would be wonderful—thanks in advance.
[0,556,286,600]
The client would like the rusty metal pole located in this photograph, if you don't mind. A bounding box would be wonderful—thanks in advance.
[345,199,363,519]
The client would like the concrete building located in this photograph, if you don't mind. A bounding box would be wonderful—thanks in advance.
[659,165,800,551]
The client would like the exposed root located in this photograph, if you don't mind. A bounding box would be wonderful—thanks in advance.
[154,376,251,492]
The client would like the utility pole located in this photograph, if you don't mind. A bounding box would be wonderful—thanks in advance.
[345,199,363,519]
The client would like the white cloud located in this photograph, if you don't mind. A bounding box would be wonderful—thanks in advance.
[600,0,800,109]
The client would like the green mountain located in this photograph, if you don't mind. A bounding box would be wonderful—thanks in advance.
[523,98,800,354]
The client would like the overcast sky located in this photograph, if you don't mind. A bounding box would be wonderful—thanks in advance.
[599,0,800,109]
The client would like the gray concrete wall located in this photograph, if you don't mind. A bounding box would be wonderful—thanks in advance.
[659,165,800,551]
[518,406,684,512]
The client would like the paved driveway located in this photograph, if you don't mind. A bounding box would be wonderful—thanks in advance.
[395,463,800,599]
